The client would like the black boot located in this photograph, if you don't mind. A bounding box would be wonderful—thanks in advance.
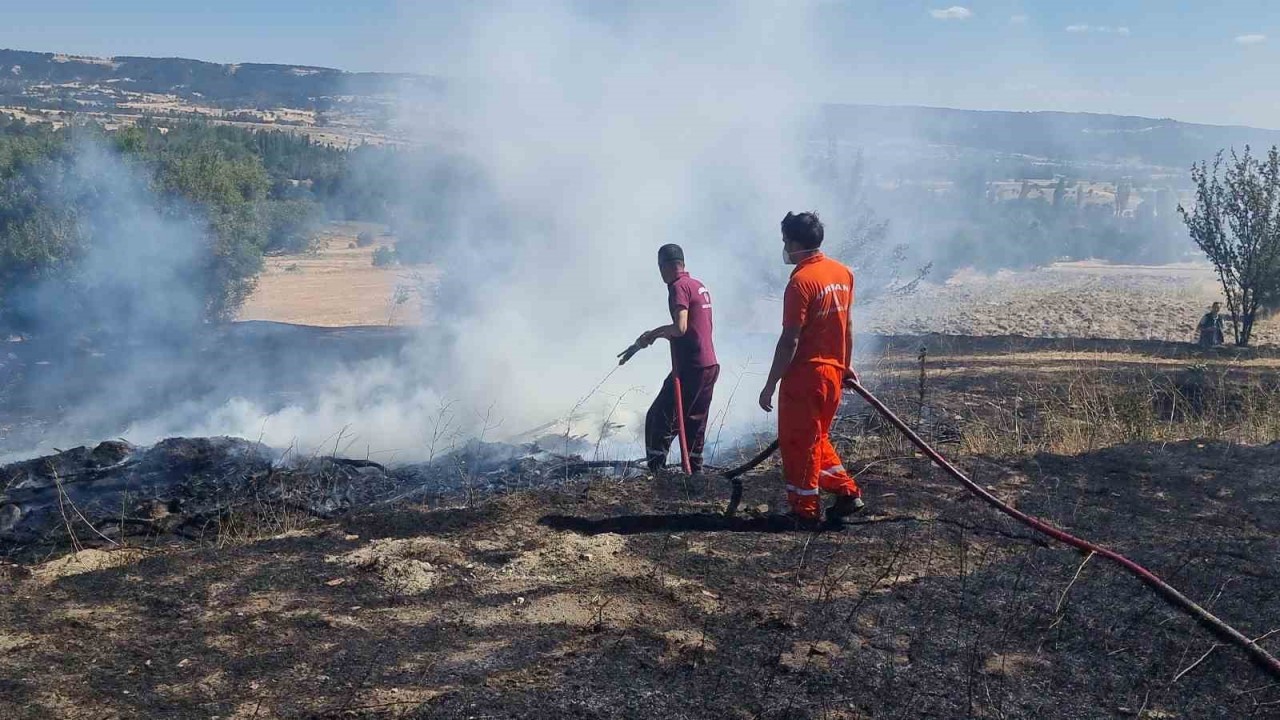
[646,452,665,474]
[827,494,866,521]
[767,511,825,532]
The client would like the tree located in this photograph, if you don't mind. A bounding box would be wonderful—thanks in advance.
[814,146,930,303]
[1115,181,1132,217]
[1179,146,1280,346]
[1052,176,1067,210]
[262,199,321,254]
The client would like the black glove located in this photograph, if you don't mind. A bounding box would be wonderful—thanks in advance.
[617,343,642,366]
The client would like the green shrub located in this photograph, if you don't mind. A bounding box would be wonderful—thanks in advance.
[372,246,397,267]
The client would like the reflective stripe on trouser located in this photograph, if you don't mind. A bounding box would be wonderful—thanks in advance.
[778,363,859,519]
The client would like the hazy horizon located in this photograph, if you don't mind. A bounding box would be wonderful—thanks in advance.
[8,37,1280,133]
[2,1,1279,129]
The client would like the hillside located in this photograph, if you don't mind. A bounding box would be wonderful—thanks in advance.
[0,48,440,110]
[5,47,1280,173]
[823,104,1280,175]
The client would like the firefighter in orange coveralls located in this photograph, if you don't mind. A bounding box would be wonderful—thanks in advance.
[758,211,864,527]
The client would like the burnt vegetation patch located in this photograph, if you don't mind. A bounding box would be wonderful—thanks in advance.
[1,337,1279,718]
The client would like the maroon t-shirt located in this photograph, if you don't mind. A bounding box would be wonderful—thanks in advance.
[668,271,717,369]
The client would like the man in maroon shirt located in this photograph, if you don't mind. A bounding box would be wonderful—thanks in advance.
[631,244,719,474]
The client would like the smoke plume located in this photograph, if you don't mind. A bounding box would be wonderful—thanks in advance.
[6,2,874,463]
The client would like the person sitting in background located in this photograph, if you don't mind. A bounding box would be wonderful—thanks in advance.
[1197,302,1225,347]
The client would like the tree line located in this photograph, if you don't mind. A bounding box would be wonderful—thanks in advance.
[0,116,455,337]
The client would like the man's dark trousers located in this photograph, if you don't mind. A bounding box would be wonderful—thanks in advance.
[645,365,720,473]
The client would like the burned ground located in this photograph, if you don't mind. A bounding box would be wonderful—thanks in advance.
[1,442,1278,719]
[1,335,1279,719]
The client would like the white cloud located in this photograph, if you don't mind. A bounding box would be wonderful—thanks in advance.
[1236,34,1267,46]
[1066,24,1131,36]
[930,6,972,20]
[1010,14,1029,25]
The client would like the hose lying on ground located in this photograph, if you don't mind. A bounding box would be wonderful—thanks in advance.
[718,382,1280,681]
[721,439,778,517]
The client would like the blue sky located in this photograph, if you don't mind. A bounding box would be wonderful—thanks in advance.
[1,1,1278,128]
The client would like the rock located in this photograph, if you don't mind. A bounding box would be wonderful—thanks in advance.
[981,652,1049,677]
[88,440,134,468]
[141,500,172,521]
[0,505,19,534]
[779,641,842,672]
[661,629,716,662]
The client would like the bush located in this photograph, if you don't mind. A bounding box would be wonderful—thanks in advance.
[356,230,375,248]
[372,246,397,267]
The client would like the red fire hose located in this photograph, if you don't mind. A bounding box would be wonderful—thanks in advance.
[843,379,1280,681]
[670,346,693,475]
[617,339,693,474]
[721,380,1280,681]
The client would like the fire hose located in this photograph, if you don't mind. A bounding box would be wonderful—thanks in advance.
[720,379,1280,682]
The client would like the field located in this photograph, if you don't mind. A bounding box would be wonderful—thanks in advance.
[861,261,1280,344]
[237,223,434,328]
[239,250,1269,344]
[3,334,1279,718]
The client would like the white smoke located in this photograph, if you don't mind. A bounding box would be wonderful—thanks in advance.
[384,1,840,453]
[7,2,857,463]
[20,140,209,338]
[165,0,843,461]
[119,358,447,463]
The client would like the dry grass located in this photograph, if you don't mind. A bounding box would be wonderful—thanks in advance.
[846,345,1280,460]
[237,222,436,327]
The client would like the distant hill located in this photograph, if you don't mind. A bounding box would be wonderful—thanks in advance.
[4,46,1279,173]
[822,104,1280,172]
[0,48,440,110]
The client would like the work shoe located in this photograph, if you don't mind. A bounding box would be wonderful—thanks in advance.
[827,494,866,521]
[767,511,825,532]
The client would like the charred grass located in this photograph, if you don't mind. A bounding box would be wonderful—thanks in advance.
[2,335,1280,718]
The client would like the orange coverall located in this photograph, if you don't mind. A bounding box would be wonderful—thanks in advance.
[780,252,860,519]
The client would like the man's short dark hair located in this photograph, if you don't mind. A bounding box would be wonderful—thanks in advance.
[658,243,685,265]
[781,212,823,250]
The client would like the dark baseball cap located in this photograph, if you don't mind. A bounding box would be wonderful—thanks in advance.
[657,243,684,264]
